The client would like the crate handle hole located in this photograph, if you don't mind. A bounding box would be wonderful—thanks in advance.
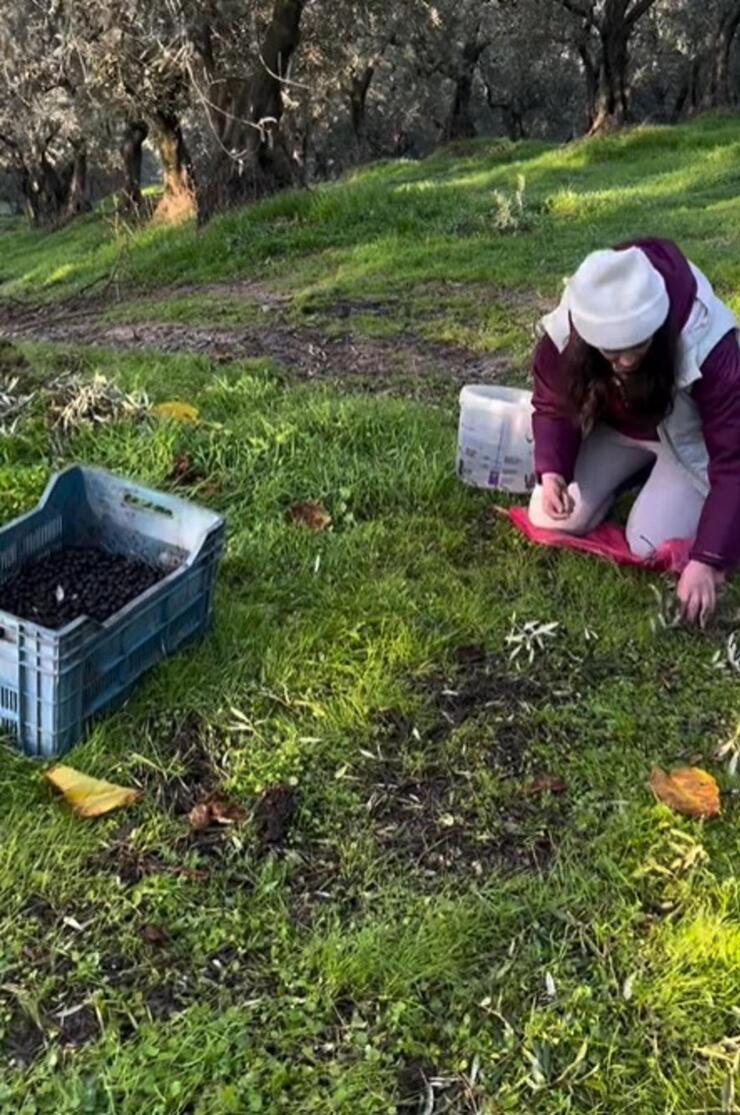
[123,493,174,518]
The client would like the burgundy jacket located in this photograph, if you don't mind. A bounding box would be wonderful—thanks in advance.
[531,238,740,570]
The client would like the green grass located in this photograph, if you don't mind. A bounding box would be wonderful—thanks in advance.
[5,113,740,375]
[100,294,267,328]
[2,113,740,308]
[2,114,740,1112]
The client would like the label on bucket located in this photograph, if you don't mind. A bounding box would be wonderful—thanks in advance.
[457,389,536,494]
[457,433,535,494]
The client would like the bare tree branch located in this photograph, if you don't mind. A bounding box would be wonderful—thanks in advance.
[558,0,593,22]
[626,0,659,28]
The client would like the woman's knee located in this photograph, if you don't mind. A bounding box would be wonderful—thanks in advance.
[528,486,593,536]
[626,520,655,558]
[626,460,704,558]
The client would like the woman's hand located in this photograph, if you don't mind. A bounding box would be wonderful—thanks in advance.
[677,560,724,627]
[541,473,575,521]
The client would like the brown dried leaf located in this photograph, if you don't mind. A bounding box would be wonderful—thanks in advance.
[454,644,487,666]
[649,767,721,820]
[167,453,205,487]
[524,775,567,797]
[188,796,246,831]
[209,796,247,826]
[287,501,332,531]
[188,802,212,831]
[140,924,169,946]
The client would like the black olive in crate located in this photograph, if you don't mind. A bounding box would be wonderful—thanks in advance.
[0,466,225,758]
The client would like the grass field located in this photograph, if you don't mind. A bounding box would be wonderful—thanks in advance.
[1,115,740,1113]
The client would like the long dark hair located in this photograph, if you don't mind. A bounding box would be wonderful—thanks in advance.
[562,318,677,432]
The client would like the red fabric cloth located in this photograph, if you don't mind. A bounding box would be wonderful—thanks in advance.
[507,507,692,575]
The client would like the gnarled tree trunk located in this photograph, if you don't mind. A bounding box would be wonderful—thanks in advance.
[198,0,305,223]
[120,120,148,214]
[443,36,487,141]
[23,151,69,227]
[705,2,740,108]
[151,112,196,223]
[0,131,70,228]
[578,40,600,131]
[562,0,659,135]
[673,55,703,120]
[348,64,375,158]
[64,141,90,220]
[589,22,630,133]
[501,105,527,142]
[483,81,527,141]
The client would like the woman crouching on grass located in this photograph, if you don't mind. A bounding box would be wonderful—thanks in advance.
[529,237,740,626]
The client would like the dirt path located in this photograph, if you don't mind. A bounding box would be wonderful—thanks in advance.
[0,282,525,396]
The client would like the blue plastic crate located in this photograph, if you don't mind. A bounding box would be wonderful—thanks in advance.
[0,465,225,758]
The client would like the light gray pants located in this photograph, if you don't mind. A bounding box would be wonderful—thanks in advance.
[528,425,705,557]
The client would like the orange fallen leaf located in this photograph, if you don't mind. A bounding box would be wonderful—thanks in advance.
[649,766,720,820]
[524,775,567,797]
[152,401,199,422]
[287,501,332,531]
[45,765,141,818]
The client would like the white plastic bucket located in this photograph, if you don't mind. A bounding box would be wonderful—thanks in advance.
[457,385,535,493]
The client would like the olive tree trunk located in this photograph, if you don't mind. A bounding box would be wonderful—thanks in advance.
[63,141,90,220]
[705,2,740,108]
[561,0,659,135]
[151,112,196,223]
[120,120,148,214]
[443,36,488,141]
[198,0,306,223]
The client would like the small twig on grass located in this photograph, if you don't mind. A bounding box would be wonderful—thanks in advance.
[506,614,559,666]
[714,722,740,776]
[712,631,740,677]
[649,582,682,633]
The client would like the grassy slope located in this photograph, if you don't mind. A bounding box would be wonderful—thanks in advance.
[0,116,740,1113]
[5,114,740,332]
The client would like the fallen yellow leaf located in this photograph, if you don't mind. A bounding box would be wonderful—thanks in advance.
[152,401,199,422]
[45,765,141,818]
[649,766,720,820]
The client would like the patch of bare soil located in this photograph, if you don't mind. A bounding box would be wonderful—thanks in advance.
[121,712,222,819]
[152,279,291,309]
[0,997,101,1069]
[363,651,570,879]
[142,984,189,1022]
[396,1057,485,1113]
[55,1005,100,1048]
[0,1005,46,1068]
[0,274,543,397]
[253,784,298,848]
[0,316,515,393]
[364,756,565,880]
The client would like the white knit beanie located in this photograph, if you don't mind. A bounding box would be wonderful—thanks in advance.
[567,247,669,350]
